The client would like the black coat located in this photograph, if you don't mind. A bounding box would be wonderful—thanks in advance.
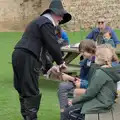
[15,16,63,65]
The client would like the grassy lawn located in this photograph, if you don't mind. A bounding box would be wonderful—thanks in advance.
[0,30,120,120]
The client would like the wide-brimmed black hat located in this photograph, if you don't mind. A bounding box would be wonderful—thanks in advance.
[41,0,72,24]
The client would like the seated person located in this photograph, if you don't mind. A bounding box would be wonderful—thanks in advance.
[103,30,115,48]
[63,44,120,120]
[56,25,70,46]
[47,40,96,120]
[86,17,120,47]
[74,44,119,97]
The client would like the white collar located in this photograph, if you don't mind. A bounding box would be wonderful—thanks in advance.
[43,13,56,26]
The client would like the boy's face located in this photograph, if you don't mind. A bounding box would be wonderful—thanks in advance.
[80,50,93,59]
[103,32,111,40]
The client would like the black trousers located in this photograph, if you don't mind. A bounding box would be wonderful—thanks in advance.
[12,49,42,119]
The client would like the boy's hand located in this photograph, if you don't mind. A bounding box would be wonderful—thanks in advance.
[74,78,81,88]
[68,99,72,106]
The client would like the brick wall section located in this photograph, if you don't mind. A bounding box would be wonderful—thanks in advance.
[0,0,120,31]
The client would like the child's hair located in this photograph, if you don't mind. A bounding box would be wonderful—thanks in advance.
[79,40,96,54]
[97,44,119,63]
[103,30,112,37]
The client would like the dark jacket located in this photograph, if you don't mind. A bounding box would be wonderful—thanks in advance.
[79,56,95,80]
[72,64,120,113]
[86,27,120,47]
[15,16,63,65]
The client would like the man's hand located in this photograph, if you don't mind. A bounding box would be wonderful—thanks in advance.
[47,62,67,79]
[47,66,61,77]
[59,62,67,72]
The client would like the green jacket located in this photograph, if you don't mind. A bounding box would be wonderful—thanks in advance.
[72,64,120,114]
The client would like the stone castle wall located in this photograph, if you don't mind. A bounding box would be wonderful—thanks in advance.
[0,0,120,31]
[0,0,50,31]
[63,0,120,31]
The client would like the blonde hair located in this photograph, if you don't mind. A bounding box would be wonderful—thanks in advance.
[96,44,119,65]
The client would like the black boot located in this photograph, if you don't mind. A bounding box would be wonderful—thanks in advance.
[60,112,64,120]
[19,93,42,120]
[19,96,26,119]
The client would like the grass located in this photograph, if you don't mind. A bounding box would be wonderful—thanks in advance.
[0,30,120,120]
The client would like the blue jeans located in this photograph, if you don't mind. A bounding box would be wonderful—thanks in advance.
[58,81,75,109]
[58,81,87,120]
[58,80,88,110]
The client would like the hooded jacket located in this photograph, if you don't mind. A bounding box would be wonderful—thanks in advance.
[72,64,120,113]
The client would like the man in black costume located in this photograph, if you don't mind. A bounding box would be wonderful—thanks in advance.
[12,0,72,119]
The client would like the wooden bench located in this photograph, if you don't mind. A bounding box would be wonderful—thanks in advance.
[65,64,80,75]
[116,44,120,57]
[85,96,120,120]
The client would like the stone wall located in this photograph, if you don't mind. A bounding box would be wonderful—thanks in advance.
[0,0,120,31]
[63,0,120,31]
[0,0,50,31]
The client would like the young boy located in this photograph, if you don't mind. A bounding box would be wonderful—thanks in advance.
[103,30,116,48]
[48,40,96,120]
[63,44,120,120]
[55,25,70,47]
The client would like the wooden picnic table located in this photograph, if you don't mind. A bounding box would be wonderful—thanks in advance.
[116,44,120,55]
[61,46,79,64]
[61,44,120,64]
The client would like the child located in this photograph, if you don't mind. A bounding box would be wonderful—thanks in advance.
[63,44,120,120]
[55,25,70,47]
[103,30,116,48]
[74,44,119,97]
[48,40,96,120]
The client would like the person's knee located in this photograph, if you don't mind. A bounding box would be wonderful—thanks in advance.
[59,82,73,90]
[59,82,68,88]
[58,82,70,94]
